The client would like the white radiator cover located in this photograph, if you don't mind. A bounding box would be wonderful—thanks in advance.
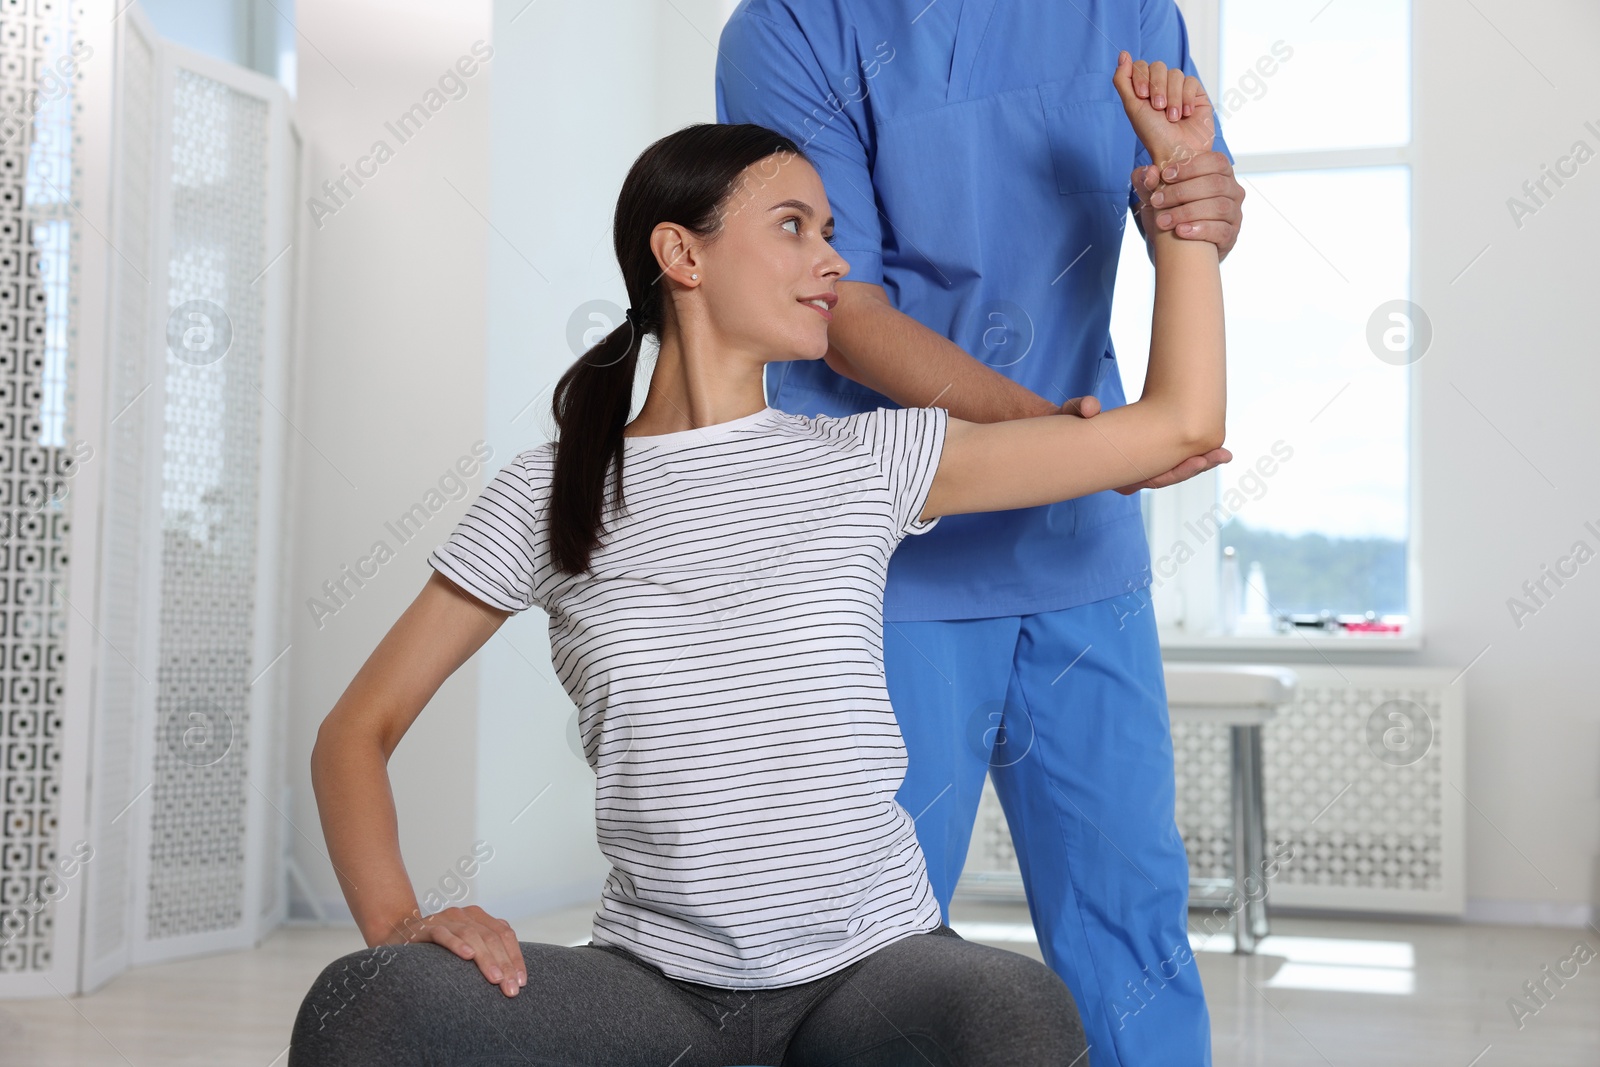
[958,666,1467,917]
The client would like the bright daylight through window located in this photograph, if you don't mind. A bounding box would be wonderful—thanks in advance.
[1111,0,1414,644]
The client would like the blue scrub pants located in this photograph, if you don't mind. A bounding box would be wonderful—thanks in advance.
[885,588,1211,1067]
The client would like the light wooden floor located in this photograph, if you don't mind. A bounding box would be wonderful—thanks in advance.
[2,900,1596,1065]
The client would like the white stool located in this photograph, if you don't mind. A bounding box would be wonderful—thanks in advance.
[1164,663,1298,954]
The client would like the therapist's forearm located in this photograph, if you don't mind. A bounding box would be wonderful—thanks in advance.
[824,290,1059,423]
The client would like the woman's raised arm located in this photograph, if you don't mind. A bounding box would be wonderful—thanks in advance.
[919,51,1225,522]
[309,571,530,997]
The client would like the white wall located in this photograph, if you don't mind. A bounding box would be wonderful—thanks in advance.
[1413,0,1599,924]
[286,0,1599,930]
[287,0,495,921]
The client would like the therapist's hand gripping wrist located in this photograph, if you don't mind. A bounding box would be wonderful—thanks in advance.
[1122,54,1245,260]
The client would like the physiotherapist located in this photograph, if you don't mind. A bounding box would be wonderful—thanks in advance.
[716,2,1244,1065]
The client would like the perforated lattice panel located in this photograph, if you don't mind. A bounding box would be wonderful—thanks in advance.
[0,0,83,975]
[145,69,268,941]
[1170,722,1234,883]
[1246,681,1446,894]
[1169,683,1447,894]
[967,783,1018,875]
[960,672,1459,913]
[85,2,157,971]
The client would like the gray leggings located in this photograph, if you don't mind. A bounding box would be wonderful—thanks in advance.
[288,924,1087,1066]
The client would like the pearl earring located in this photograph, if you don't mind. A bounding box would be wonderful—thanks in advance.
[691,273,698,280]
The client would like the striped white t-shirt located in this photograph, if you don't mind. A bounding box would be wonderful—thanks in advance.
[427,403,949,988]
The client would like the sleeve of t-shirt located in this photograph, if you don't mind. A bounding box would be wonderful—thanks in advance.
[852,405,950,539]
[427,452,547,614]
[1130,0,1235,217]
[715,8,886,286]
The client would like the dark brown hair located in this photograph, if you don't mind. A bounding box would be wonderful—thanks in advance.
[547,123,808,575]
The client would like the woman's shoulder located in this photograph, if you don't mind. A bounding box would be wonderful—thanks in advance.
[477,443,554,508]
[516,440,556,462]
[788,405,948,456]
[511,441,557,477]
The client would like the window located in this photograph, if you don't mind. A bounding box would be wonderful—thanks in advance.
[1111,0,1418,647]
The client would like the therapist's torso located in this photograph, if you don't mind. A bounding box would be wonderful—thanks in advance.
[717,0,1225,621]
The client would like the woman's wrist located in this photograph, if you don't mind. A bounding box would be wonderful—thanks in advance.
[1149,222,1218,261]
[362,902,428,947]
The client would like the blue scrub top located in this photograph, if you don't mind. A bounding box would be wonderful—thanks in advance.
[715,0,1233,622]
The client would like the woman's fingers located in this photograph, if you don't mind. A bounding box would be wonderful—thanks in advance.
[1116,55,1217,167]
[492,915,527,988]
[1148,61,1169,109]
[464,906,522,996]
[1114,53,1152,118]
[1131,57,1151,99]
[1124,57,1207,121]
[1164,68,1184,121]
[466,927,518,997]
[421,908,524,997]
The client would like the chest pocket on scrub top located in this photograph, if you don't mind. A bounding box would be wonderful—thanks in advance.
[1037,71,1138,197]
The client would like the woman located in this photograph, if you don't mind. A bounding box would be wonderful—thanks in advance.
[290,50,1221,1066]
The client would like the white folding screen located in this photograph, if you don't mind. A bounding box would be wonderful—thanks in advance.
[0,0,96,998]
[0,0,303,998]
[75,0,158,995]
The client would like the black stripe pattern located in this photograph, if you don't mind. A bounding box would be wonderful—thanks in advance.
[427,405,950,987]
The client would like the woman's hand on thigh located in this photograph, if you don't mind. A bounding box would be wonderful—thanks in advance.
[401,905,527,997]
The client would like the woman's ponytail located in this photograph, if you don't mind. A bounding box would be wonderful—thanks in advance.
[547,302,651,575]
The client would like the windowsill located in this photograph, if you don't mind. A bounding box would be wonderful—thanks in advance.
[1159,630,1422,653]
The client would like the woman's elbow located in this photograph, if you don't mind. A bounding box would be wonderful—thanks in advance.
[313,710,398,777]
[1118,400,1225,467]
[309,725,338,778]
[1170,397,1226,455]
[1145,399,1224,458]
[310,715,376,775]
[1186,417,1226,455]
